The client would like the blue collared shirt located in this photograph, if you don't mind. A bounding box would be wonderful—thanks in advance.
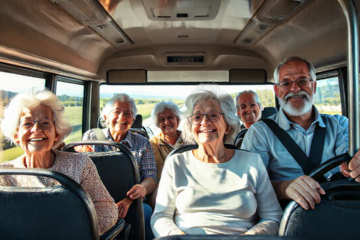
[241,106,348,181]
[82,128,157,183]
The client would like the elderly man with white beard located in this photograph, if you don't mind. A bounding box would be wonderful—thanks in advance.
[242,56,360,210]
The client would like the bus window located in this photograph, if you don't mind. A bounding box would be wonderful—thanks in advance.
[314,77,342,115]
[56,81,84,143]
[100,84,275,135]
[0,71,46,163]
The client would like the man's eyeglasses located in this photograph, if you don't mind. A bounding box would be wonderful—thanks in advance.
[111,110,133,118]
[188,110,225,125]
[19,119,55,130]
[276,77,313,91]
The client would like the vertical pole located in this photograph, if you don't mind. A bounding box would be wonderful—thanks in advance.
[338,0,359,157]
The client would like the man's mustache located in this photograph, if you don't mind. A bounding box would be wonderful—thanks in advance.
[285,91,309,100]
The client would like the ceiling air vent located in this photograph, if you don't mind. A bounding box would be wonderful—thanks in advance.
[142,0,221,21]
[165,53,206,66]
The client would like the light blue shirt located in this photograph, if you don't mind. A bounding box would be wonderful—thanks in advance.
[241,106,348,181]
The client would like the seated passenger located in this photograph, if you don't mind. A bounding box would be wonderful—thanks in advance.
[0,90,117,234]
[151,86,282,237]
[235,90,264,130]
[241,56,360,210]
[148,101,189,208]
[82,93,156,240]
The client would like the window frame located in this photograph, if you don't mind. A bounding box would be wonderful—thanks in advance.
[56,76,90,134]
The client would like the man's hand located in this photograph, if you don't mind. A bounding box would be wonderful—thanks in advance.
[127,184,146,200]
[116,198,133,218]
[74,145,94,153]
[285,175,325,210]
[340,150,360,182]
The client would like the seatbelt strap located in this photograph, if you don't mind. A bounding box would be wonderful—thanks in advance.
[309,115,327,166]
[262,119,313,175]
[91,128,107,141]
[262,116,327,175]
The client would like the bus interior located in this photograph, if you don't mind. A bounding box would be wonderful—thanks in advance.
[0,0,359,239]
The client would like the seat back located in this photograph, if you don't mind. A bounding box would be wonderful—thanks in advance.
[63,141,145,240]
[131,114,143,128]
[233,107,278,148]
[279,179,360,239]
[261,106,277,120]
[167,143,238,159]
[0,168,99,240]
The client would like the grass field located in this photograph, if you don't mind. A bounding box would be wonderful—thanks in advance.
[319,111,342,115]
[0,147,24,163]
[64,106,83,125]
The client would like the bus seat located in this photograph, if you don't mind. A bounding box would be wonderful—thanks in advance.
[233,107,278,148]
[261,107,277,120]
[279,179,360,239]
[166,144,238,159]
[0,168,125,240]
[131,114,143,128]
[63,141,145,240]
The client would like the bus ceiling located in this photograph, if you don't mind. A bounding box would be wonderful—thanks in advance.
[0,0,359,82]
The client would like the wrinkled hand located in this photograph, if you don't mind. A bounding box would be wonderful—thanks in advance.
[285,175,325,210]
[127,184,146,200]
[74,145,94,153]
[168,229,186,236]
[340,150,360,182]
[116,198,133,218]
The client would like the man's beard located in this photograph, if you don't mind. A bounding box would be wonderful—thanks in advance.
[278,90,314,116]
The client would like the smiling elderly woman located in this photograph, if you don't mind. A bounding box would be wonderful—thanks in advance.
[148,101,189,208]
[151,86,282,237]
[0,90,117,235]
[82,93,156,240]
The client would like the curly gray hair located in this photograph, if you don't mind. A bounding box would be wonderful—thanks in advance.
[151,101,181,128]
[181,86,240,144]
[1,90,72,149]
[273,56,316,83]
[101,93,137,127]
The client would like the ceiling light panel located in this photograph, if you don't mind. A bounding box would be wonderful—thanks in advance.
[50,0,132,46]
[142,0,221,21]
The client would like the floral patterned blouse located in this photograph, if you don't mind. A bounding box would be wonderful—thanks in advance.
[82,128,157,183]
[0,150,118,235]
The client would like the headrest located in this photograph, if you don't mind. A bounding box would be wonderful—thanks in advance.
[261,107,277,119]
[131,114,143,129]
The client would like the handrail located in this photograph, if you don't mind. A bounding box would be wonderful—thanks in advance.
[337,0,360,157]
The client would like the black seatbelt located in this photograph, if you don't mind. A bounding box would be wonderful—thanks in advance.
[262,116,327,175]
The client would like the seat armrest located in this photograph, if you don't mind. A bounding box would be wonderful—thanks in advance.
[100,218,125,240]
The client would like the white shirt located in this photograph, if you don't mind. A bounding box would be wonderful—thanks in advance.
[151,150,282,237]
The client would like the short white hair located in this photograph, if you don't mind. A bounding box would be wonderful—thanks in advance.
[181,85,240,144]
[1,90,72,149]
[274,56,316,83]
[101,93,137,127]
[151,101,181,128]
[235,90,263,108]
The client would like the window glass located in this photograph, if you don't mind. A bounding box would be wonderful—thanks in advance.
[100,84,275,135]
[0,71,45,163]
[56,81,84,143]
[314,77,342,115]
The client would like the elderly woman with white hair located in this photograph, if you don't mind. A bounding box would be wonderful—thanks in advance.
[0,90,118,235]
[82,93,156,240]
[148,100,189,208]
[151,86,282,237]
